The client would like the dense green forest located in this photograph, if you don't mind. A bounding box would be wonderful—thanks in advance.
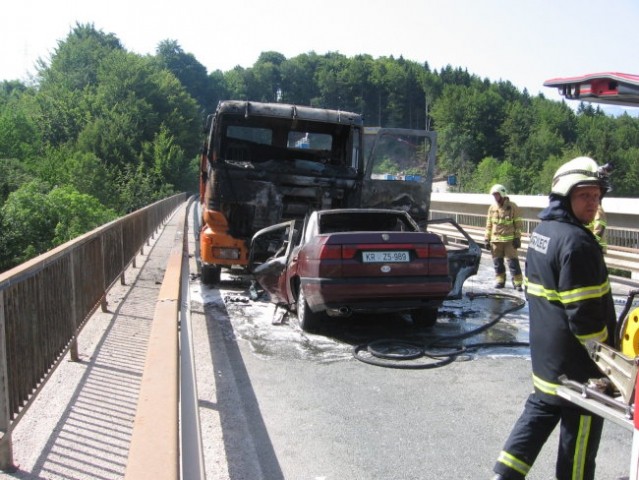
[2,23,639,272]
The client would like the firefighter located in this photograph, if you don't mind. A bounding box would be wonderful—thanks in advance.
[491,157,616,480]
[484,184,523,290]
[587,204,608,253]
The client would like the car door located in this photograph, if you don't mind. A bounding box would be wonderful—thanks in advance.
[360,128,436,226]
[248,220,297,305]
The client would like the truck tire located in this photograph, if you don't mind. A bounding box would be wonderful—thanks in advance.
[201,264,221,285]
[412,307,438,328]
[297,287,322,333]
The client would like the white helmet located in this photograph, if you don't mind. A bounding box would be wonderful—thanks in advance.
[490,184,507,196]
[551,156,611,196]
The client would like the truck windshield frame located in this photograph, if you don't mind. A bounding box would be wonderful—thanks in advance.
[218,116,360,176]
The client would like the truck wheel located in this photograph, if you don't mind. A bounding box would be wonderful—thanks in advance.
[297,288,322,333]
[412,307,438,328]
[201,264,221,285]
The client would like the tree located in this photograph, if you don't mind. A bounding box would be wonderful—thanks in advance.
[516,127,566,193]
[114,163,172,212]
[499,99,534,168]
[147,125,196,193]
[576,111,614,160]
[155,40,213,114]
[467,156,501,193]
[612,146,639,196]
[207,69,230,110]
[224,66,249,100]
[430,84,506,168]
[48,186,117,245]
[0,101,41,159]
[314,52,350,109]
[0,181,117,270]
[0,158,30,204]
[38,23,123,91]
[248,51,286,102]
[531,154,566,196]
[35,23,123,145]
[279,52,321,105]
[0,181,58,268]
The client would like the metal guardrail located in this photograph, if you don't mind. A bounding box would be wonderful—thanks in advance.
[0,193,186,471]
[428,210,639,278]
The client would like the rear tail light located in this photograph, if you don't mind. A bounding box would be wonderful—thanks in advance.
[319,245,342,259]
[429,244,448,258]
[341,246,357,259]
[415,244,447,258]
[318,245,358,259]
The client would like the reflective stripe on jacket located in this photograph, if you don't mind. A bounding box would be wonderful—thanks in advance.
[525,196,616,405]
[485,197,522,243]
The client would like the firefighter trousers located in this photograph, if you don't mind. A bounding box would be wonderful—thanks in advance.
[490,242,523,286]
[493,393,604,480]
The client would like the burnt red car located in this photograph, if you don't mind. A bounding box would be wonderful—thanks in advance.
[249,208,473,332]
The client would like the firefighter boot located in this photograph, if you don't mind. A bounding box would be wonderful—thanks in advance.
[508,258,523,291]
[493,258,506,288]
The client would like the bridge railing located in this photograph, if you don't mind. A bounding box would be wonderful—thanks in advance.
[428,208,639,279]
[0,193,186,471]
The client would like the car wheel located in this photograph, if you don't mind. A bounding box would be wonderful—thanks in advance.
[412,307,438,327]
[297,287,322,332]
[201,264,221,285]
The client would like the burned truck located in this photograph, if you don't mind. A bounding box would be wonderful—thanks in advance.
[198,100,480,293]
[198,100,365,283]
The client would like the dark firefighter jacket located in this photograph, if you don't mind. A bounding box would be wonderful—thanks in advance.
[525,195,616,405]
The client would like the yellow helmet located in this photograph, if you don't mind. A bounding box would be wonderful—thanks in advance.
[490,184,507,196]
[551,156,610,196]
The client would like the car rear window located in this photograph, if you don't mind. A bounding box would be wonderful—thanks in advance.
[319,212,415,233]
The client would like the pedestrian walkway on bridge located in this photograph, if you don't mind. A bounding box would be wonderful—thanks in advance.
[0,203,187,480]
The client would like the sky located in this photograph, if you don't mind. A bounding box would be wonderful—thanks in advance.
[2,0,639,107]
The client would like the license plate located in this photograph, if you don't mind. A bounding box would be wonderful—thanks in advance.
[362,251,410,263]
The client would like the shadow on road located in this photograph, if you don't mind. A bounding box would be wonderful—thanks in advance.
[201,288,285,480]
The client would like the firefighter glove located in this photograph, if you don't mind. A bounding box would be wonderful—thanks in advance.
[513,238,521,249]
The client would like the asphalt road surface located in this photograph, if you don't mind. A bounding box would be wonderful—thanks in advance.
[189,245,635,479]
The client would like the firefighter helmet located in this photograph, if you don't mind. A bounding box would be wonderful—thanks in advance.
[490,184,507,196]
[551,156,611,196]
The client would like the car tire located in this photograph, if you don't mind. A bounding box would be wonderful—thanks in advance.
[412,307,438,327]
[297,287,322,333]
[201,264,221,285]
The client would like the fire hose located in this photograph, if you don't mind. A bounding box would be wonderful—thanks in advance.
[352,292,528,369]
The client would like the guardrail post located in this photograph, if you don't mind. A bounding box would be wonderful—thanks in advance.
[120,224,127,286]
[0,291,16,472]
[69,251,79,362]
[100,233,109,313]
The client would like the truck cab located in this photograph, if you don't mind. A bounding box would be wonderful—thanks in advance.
[198,100,364,283]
